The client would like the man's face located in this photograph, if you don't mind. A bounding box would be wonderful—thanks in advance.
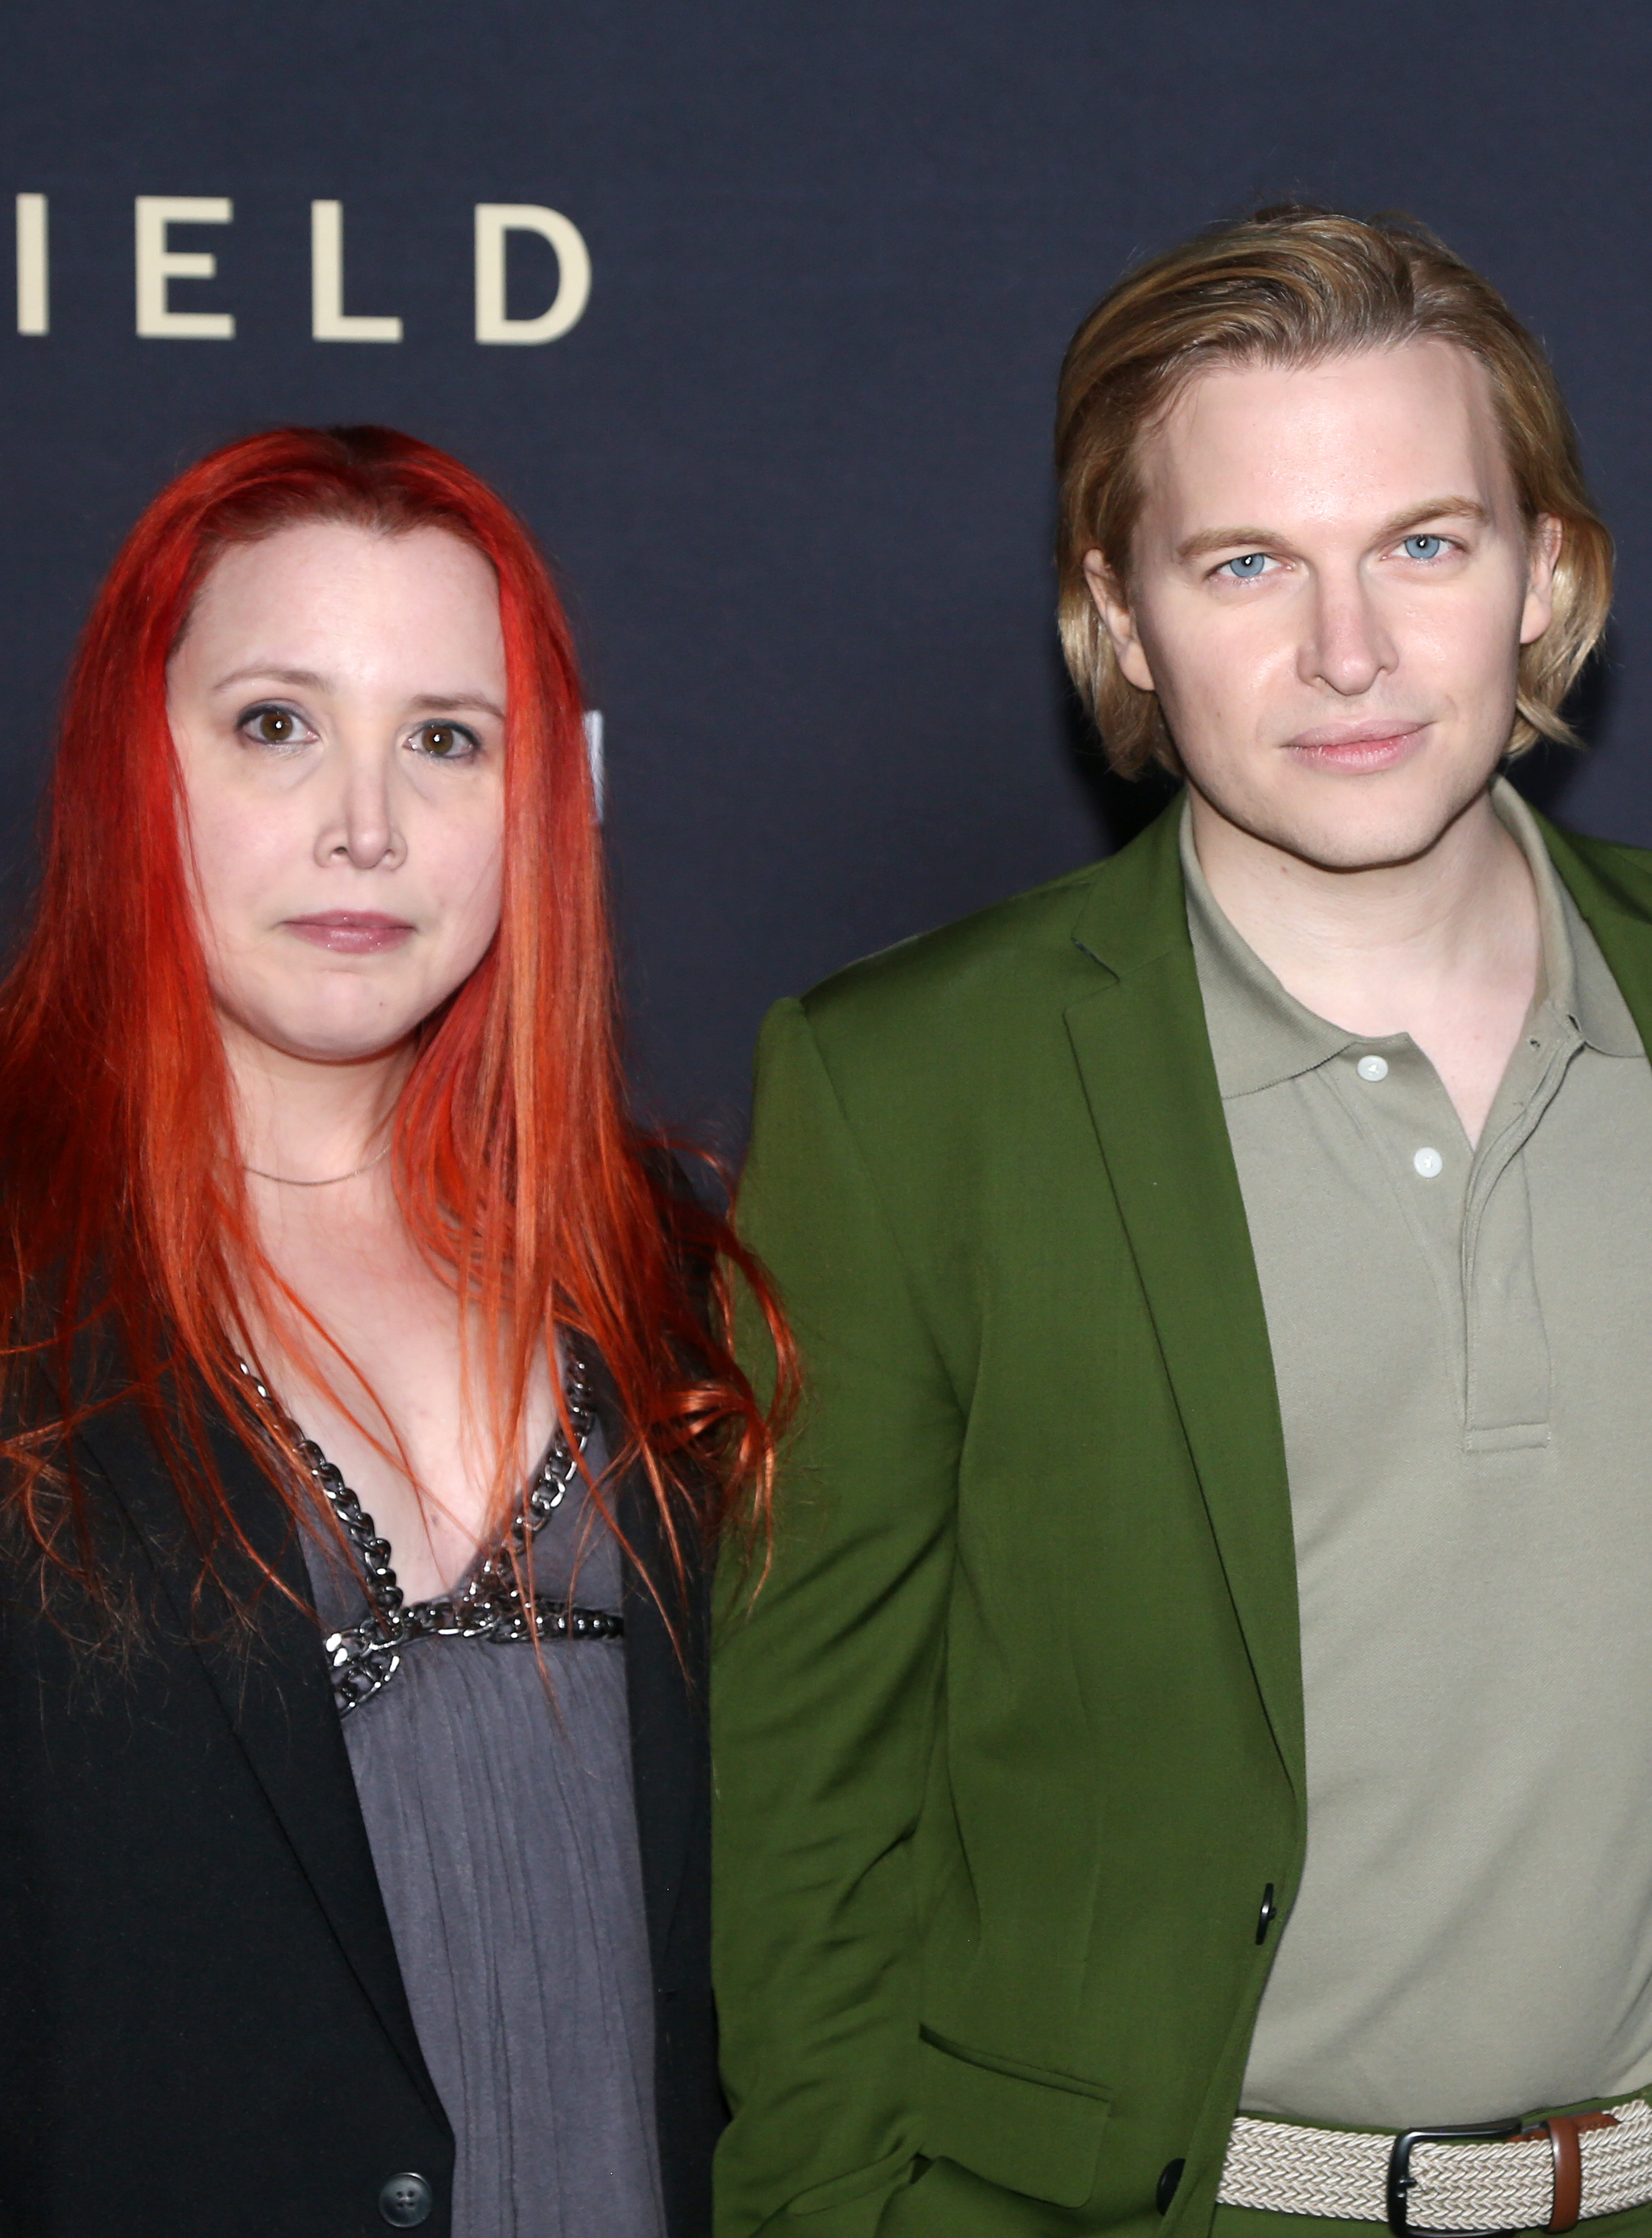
[1084,341,1561,870]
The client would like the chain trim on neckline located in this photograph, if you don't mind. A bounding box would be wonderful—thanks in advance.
[234,1349,625,1716]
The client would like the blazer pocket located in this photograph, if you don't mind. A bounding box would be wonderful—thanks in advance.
[916,2026,1113,2209]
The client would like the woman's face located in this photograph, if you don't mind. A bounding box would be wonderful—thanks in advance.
[167,520,508,1068]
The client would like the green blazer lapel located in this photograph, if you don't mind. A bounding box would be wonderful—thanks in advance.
[1539,812,1652,1039]
[1064,806,1304,1796]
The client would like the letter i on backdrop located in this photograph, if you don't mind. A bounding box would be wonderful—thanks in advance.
[16,194,46,334]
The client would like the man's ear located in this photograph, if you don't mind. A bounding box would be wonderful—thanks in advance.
[1081,551,1157,691]
[1518,513,1565,647]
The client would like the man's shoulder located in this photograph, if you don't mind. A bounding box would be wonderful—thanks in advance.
[1545,815,1652,919]
[798,861,1101,1035]
[790,803,1187,1063]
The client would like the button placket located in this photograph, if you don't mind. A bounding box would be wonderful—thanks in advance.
[1350,1047,1450,1185]
[1457,1013,1578,1455]
[1328,1039,1469,1379]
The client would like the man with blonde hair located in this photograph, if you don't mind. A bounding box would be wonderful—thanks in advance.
[716,208,1652,2238]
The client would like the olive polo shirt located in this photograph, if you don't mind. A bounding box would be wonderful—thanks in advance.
[1182,780,1652,2131]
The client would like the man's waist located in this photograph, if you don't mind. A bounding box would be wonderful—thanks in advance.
[1219,2093,1652,2235]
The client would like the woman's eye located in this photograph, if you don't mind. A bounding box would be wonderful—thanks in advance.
[240,705,312,748]
[410,721,481,760]
[1402,534,1447,560]
[1219,551,1273,580]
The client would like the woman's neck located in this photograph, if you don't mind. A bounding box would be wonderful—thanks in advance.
[222,1013,413,1186]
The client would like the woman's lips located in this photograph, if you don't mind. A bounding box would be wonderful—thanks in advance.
[1284,721,1427,773]
[283,912,415,955]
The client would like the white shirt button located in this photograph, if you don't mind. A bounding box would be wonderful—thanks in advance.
[1356,1055,1389,1082]
[1413,1147,1443,1178]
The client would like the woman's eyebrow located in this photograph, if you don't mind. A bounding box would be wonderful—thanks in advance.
[406,692,508,722]
[208,670,505,723]
[210,663,330,694]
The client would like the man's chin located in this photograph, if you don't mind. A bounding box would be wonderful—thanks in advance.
[1263,818,1461,874]
[1195,772,1495,877]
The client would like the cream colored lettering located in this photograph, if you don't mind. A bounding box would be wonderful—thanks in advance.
[310,201,403,343]
[25,198,593,342]
[583,710,605,819]
[474,205,590,344]
[134,197,234,339]
[15,194,46,335]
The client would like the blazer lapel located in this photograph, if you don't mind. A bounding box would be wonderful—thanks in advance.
[567,1334,704,1981]
[1063,805,1305,1797]
[606,1384,707,1986]
[77,1390,447,2128]
[1540,812,1652,1042]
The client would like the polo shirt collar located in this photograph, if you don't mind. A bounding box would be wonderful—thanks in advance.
[1180,775,1641,1102]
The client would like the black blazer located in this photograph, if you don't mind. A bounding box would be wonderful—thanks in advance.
[0,1369,721,2238]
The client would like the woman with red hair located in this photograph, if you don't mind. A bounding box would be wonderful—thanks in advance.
[0,426,789,2238]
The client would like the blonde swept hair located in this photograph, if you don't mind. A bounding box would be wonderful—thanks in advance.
[1055,205,1614,779]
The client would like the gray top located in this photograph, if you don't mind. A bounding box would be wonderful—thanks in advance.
[304,1416,667,2238]
[1183,782,1652,2129]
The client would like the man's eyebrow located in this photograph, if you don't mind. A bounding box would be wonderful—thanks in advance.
[1372,496,1492,541]
[1175,497,1493,565]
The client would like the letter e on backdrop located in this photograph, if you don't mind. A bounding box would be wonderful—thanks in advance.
[134,196,233,338]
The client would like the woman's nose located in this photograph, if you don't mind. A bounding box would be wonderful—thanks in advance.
[316,753,406,870]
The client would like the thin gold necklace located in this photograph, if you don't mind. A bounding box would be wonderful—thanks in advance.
[243,1140,393,1188]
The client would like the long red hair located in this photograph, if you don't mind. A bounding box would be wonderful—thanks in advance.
[0,424,791,1616]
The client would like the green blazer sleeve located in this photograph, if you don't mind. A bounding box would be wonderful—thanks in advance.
[713,996,964,2238]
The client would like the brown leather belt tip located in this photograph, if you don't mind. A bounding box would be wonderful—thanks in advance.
[1537,2111,1618,2235]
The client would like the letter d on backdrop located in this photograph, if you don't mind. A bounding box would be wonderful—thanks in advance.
[474,205,590,343]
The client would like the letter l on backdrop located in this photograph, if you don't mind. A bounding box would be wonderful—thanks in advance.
[312,201,402,342]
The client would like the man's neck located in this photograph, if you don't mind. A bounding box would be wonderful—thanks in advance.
[1187,782,1542,1147]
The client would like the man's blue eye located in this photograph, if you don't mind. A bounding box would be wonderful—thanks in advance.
[1402,534,1445,560]
[1222,552,1269,578]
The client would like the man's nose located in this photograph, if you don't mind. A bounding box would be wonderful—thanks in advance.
[1298,571,1399,698]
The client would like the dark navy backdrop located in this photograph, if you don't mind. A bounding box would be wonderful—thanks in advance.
[3,1,1648,1133]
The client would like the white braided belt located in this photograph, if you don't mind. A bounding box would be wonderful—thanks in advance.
[1217,2096,1652,2233]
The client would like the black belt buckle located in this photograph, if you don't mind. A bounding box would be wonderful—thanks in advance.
[1386,2116,1524,2238]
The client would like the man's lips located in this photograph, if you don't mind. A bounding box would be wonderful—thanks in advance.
[282,912,416,955]
[1283,720,1427,772]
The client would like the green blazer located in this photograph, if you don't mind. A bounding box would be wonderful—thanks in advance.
[713,795,1652,2238]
